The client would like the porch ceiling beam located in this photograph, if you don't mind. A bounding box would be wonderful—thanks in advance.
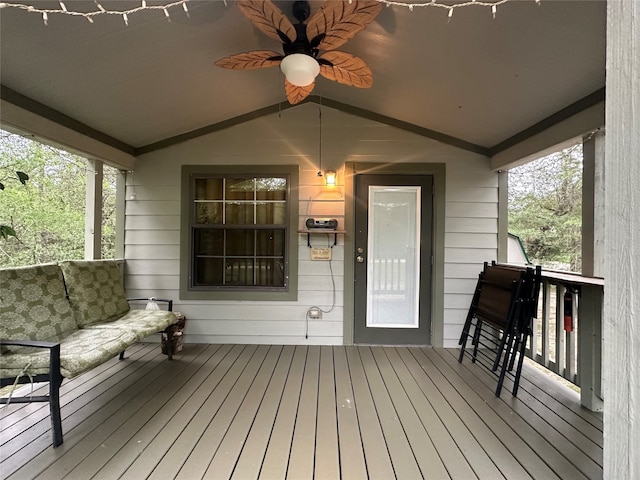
[489,88,605,170]
[135,95,491,157]
[2,84,605,167]
[0,85,136,169]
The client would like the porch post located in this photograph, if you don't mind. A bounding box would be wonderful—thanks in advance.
[84,158,103,260]
[582,130,605,277]
[604,1,640,478]
[579,131,605,411]
[115,170,126,259]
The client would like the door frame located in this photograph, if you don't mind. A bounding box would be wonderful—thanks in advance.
[344,162,446,347]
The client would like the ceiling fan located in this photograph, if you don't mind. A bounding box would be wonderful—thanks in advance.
[215,0,382,104]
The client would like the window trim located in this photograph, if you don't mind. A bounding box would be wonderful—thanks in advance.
[180,165,299,301]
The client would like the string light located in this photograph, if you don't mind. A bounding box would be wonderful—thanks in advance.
[0,0,191,24]
[0,0,536,25]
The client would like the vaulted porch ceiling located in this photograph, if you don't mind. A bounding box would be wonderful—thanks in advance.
[0,0,606,157]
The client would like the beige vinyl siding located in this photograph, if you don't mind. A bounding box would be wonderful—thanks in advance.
[127,103,497,347]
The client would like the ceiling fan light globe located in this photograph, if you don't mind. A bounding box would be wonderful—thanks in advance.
[280,53,319,87]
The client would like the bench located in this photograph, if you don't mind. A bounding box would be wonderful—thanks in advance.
[0,260,177,448]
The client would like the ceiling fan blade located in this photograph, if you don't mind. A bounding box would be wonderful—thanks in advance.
[306,0,382,52]
[215,50,283,70]
[318,51,373,88]
[285,79,315,105]
[236,0,296,45]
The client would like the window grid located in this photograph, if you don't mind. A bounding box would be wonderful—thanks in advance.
[190,175,288,290]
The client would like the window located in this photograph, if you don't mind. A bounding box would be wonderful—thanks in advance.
[180,165,298,301]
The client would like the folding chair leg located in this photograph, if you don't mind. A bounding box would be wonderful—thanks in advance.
[471,319,483,363]
[511,330,531,396]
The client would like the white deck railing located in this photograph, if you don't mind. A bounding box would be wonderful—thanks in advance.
[522,268,604,411]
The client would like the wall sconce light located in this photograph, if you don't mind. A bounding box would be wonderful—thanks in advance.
[324,170,337,186]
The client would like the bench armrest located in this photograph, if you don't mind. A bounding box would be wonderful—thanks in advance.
[0,339,62,387]
[0,339,60,349]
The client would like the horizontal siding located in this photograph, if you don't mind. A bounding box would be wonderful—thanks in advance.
[126,200,180,216]
[445,217,498,233]
[445,232,496,248]
[125,215,179,230]
[128,104,498,347]
[447,186,498,203]
[445,247,497,263]
[125,230,180,245]
[446,202,497,218]
[444,278,479,294]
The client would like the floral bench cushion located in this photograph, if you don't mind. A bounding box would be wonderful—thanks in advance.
[59,260,130,327]
[0,327,139,379]
[85,309,177,341]
[0,264,77,343]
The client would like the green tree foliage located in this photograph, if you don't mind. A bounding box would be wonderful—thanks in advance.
[0,131,117,266]
[508,144,583,272]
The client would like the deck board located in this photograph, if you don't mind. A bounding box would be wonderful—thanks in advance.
[434,348,596,480]
[90,344,232,480]
[286,345,320,479]
[230,345,295,480]
[314,346,340,480]
[0,344,603,480]
[258,345,306,480]
[344,346,396,480]
[389,347,485,479]
[370,347,450,480]
[333,347,368,480]
[358,346,424,479]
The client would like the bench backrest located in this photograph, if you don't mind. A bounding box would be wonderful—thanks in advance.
[0,263,78,342]
[59,260,130,327]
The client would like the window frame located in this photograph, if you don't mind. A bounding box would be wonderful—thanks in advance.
[180,165,299,301]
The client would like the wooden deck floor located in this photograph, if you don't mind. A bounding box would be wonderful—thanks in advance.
[0,344,603,480]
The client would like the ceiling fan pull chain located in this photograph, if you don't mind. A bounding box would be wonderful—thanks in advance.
[317,106,323,177]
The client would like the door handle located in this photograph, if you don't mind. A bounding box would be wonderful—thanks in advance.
[356,255,365,263]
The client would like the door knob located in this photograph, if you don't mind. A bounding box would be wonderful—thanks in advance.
[356,255,365,263]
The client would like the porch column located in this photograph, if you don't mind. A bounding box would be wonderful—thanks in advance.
[579,131,605,411]
[604,1,640,478]
[84,158,103,260]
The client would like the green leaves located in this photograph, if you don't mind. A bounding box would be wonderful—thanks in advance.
[17,171,29,184]
[508,144,583,272]
[0,225,16,239]
[1,170,30,239]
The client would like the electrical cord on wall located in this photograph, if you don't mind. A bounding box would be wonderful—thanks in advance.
[306,234,337,339]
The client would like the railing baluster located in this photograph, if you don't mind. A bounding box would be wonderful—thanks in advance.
[541,280,551,368]
[566,290,577,383]
[556,284,566,378]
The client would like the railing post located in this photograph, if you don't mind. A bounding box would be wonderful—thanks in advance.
[578,284,604,411]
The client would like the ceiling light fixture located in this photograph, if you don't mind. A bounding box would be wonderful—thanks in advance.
[280,54,320,87]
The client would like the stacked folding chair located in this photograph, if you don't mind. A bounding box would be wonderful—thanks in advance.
[458,261,541,396]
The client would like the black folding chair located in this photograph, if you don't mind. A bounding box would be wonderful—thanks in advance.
[458,262,535,396]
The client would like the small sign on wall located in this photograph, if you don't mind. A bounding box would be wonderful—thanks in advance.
[311,247,332,261]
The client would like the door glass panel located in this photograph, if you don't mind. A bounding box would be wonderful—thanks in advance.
[366,186,421,328]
